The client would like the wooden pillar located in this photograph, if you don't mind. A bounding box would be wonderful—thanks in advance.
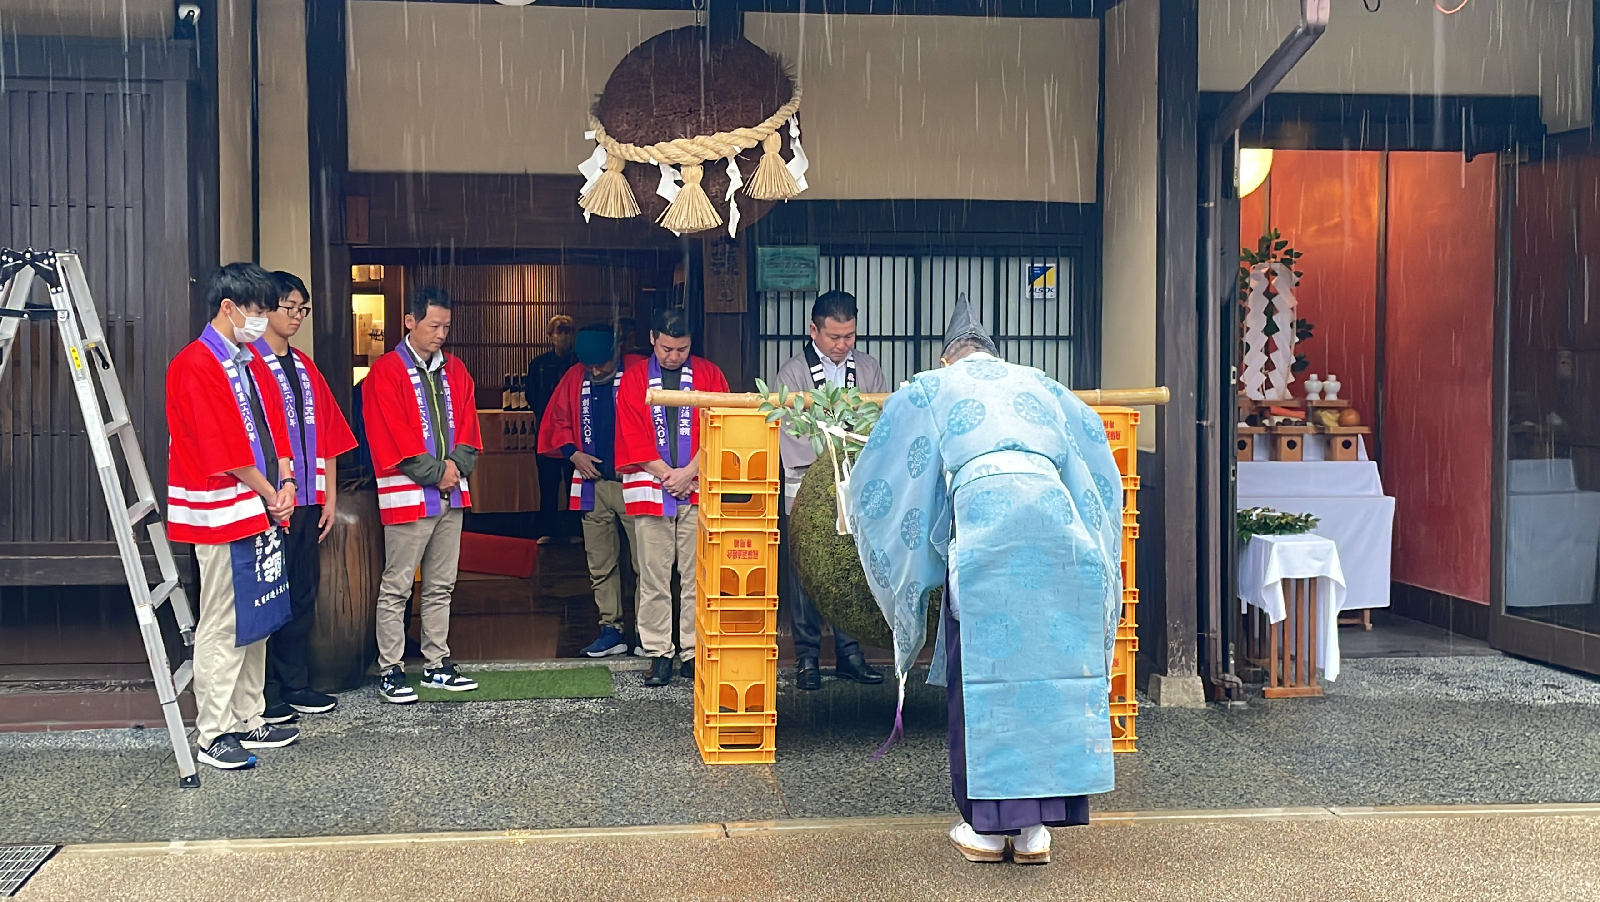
[306,0,353,416]
[186,0,221,335]
[1147,0,1204,707]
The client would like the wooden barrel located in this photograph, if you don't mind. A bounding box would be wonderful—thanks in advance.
[309,485,382,693]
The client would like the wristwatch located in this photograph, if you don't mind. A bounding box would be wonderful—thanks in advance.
[278,477,298,491]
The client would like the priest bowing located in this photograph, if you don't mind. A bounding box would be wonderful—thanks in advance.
[846,296,1124,866]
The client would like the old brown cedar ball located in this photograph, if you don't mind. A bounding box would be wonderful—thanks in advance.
[595,26,796,235]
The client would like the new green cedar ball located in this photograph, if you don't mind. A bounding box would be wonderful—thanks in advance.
[790,461,941,650]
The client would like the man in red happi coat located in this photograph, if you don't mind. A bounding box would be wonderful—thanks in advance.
[363,287,484,704]
[539,323,647,658]
[616,308,730,687]
[251,271,358,723]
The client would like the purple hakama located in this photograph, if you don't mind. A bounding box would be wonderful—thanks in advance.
[944,598,1091,836]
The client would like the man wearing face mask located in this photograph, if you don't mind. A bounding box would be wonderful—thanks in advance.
[364,287,485,704]
[616,307,730,687]
[538,323,647,658]
[166,263,299,770]
[528,315,581,546]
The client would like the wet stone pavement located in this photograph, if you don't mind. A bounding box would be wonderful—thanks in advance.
[4,654,1600,845]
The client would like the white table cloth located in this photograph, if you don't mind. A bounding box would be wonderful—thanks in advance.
[1238,460,1395,611]
[1237,534,1346,681]
[1505,459,1600,608]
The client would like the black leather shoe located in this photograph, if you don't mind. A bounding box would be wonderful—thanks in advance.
[835,652,885,685]
[644,656,674,687]
[796,658,822,691]
[680,658,695,680]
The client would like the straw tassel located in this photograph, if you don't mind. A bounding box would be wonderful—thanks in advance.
[578,153,640,220]
[657,163,722,233]
[745,132,801,202]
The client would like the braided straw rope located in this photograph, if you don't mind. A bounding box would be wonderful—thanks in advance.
[591,89,802,166]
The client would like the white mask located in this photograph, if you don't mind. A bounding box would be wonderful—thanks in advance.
[232,308,269,344]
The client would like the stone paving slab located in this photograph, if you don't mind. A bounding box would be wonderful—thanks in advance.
[18,810,1600,901]
[3,656,1600,845]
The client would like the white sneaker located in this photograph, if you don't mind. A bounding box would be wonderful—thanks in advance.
[1012,824,1052,865]
[949,822,1007,863]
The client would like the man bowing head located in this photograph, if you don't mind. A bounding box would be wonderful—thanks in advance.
[847,296,1124,865]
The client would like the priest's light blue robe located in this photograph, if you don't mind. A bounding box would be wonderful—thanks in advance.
[847,353,1124,801]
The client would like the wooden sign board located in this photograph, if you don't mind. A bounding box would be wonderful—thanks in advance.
[704,234,748,314]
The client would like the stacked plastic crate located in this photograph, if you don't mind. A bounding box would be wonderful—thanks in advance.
[1099,407,1141,753]
[693,409,782,765]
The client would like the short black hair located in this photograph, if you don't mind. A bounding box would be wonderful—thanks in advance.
[651,306,690,339]
[812,290,858,327]
[408,286,452,321]
[273,271,310,305]
[205,263,279,317]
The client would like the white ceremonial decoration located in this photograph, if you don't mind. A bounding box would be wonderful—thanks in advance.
[1265,262,1298,401]
[724,156,744,237]
[787,115,810,192]
[1237,533,1345,681]
[1240,264,1271,400]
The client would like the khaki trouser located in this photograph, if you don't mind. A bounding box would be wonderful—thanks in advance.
[193,542,268,747]
[583,479,638,629]
[376,507,463,670]
[633,504,698,661]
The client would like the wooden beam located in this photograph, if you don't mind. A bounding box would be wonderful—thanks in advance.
[1150,0,1201,700]
[306,0,353,416]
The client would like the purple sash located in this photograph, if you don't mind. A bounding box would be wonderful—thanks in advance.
[647,357,694,517]
[253,340,319,507]
[396,340,463,516]
[197,326,290,645]
[574,374,621,511]
[198,325,270,475]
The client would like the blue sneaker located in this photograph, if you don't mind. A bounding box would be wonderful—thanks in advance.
[582,626,628,658]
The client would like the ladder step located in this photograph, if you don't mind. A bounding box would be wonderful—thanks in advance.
[104,416,131,436]
[172,660,193,694]
[127,499,156,525]
[149,578,179,608]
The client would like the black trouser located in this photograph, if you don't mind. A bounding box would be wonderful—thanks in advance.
[535,456,581,539]
[779,508,861,662]
[265,504,321,705]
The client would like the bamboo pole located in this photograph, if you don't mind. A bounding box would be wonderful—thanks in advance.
[645,386,1173,409]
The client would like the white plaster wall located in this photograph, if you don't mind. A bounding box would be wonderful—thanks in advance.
[747,13,1101,202]
[1202,0,1593,132]
[1102,0,1159,452]
[257,0,312,354]
[346,3,695,174]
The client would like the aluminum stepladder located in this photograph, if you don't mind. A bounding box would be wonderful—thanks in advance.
[0,248,201,788]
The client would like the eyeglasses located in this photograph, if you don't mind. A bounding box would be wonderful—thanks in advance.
[280,305,311,319]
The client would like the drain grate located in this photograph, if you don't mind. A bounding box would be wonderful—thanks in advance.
[0,845,56,897]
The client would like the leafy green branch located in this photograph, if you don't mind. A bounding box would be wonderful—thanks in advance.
[1237,506,1320,543]
[755,379,882,464]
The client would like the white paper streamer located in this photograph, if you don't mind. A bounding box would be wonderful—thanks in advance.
[655,162,682,203]
[724,156,744,237]
[786,115,810,192]
[576,145,607,223]
[1266,262,1298,401]
[1240,264,1271,400]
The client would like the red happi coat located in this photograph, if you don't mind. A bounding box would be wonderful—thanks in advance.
[536,355,646,511]
[253,345,358,506]
[615,354,730,516]
[165,338,294,545]
[362,346,483,526]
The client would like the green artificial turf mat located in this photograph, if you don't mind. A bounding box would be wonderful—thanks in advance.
[407,666,614,702]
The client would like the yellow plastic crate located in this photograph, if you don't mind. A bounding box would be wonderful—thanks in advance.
[697,526,780,599]
[696,605,779,646]
[692,687,777,765]
[698,488,781,522]
[695,644,778,715]
[699,408,781,484]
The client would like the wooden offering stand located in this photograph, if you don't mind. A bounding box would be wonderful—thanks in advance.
[1237,397,1372,462]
